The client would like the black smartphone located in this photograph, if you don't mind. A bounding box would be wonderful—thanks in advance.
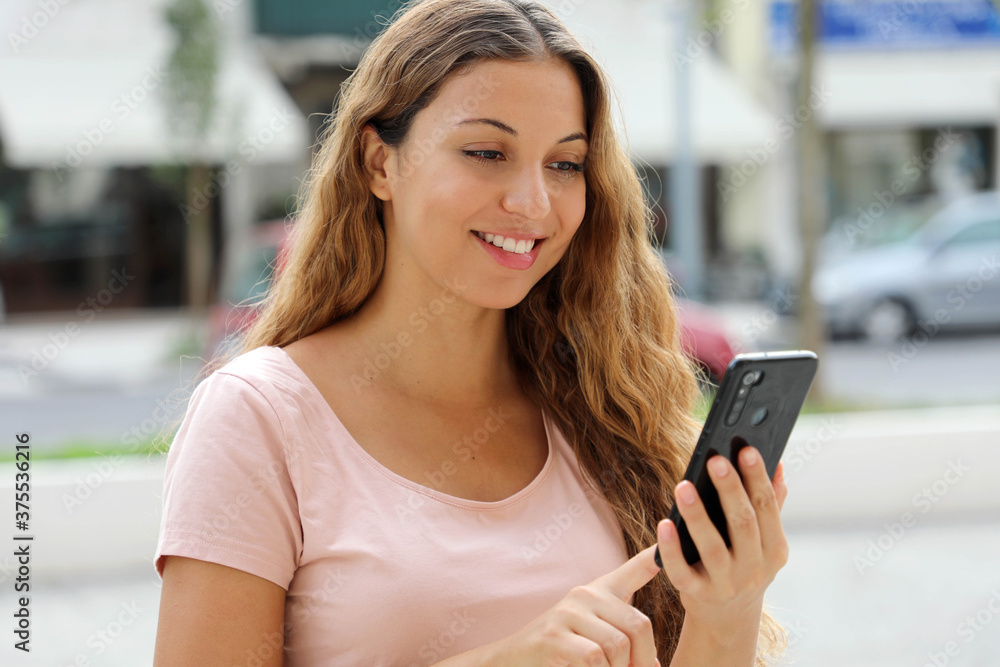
[655,350,818,567]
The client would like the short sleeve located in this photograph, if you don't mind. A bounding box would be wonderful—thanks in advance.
[154,369,302,589]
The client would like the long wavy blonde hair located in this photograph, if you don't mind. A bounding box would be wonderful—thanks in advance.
[237,0,785,661]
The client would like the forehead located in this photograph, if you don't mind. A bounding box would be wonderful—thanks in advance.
[419,58,587,136]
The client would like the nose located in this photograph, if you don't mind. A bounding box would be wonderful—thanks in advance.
[500,166,551,221]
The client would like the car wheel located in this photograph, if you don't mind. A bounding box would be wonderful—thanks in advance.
[862,299,913,344]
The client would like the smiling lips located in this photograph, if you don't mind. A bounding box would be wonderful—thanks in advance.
[471,229,545,270]
[472,230,541,255]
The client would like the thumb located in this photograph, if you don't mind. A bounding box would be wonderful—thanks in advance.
[591,544,662,602]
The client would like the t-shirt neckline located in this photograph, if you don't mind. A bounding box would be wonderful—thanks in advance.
[268,344,555,510]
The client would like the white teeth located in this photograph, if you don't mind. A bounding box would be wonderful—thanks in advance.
[474,231,538,255]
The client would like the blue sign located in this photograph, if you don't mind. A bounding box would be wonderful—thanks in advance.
[771,0,1000,52]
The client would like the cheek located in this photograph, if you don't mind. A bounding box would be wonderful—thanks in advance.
[395,160,479,238]
[543,183,586,267]
[420,178,485,240]
[556,179,587,235]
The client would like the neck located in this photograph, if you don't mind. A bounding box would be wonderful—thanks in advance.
[345,272,521,408]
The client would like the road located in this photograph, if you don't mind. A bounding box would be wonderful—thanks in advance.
[819,332,1000,407]
[0,380,196,455]
[714,302,1000,408]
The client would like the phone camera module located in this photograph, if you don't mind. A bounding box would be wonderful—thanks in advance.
[750,407,769,426]
[728,371,765,426]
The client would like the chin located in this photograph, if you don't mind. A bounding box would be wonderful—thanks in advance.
[479,292,533,311]
[460,282,536,311]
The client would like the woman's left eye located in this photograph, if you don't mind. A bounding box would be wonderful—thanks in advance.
[549,161,585,173]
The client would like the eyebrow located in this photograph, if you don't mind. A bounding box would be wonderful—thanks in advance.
[456,117,587,144]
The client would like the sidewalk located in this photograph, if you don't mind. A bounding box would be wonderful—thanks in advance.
[0,310,206,452]
[0,309,204,399]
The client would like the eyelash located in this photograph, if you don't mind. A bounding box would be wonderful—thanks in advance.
[462,150,586,175]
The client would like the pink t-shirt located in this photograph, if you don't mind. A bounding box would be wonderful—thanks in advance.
[154,345,629,665]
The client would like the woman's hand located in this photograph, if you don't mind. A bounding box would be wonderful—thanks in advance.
[437,449,788,667]
[657,447,790,656]
[441,545,664,667]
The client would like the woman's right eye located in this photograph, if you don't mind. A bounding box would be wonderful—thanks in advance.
[463,149,504,163]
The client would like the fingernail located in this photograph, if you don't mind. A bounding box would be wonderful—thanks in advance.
[742,447,758,466]
[709,457,728,477]
[678,483,696,505]
[659,519,675,540]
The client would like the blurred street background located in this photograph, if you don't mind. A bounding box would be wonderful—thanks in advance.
[1,0,999,665]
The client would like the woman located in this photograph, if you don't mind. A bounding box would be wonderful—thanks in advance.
[153,0,790,664]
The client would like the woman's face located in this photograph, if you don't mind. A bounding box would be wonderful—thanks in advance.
[368,58,589,310]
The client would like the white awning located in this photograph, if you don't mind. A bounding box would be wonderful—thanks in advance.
[541,0,776,165]
[815,50,1000,128]
[0,0,309,169]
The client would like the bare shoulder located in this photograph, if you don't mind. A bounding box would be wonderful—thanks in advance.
[281,322,366,398]
[282,320,364,370]
[281,324,338,369]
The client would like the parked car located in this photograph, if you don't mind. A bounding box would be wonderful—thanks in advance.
[674,297,736,385]
[813,191,1000,342]
[818,196,942,266]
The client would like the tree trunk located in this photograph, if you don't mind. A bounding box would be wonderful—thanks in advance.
[185,162,213,316]
[796,0,826,405]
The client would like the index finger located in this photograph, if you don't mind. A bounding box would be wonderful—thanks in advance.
[592,544,662,601]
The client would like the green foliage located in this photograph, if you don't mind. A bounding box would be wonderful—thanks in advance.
[0,437,166,463]
[693,386,715,423]
[162,0,220,150]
